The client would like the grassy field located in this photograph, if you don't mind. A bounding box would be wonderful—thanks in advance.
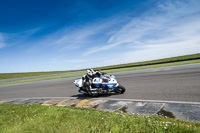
[0,73,84,85]
[0,104,199,133]
[95,53,200,70]
[0,53,200,85]
[0,59,200,85]
[0,53,200,80]
[103,59,200,73]
[0,69,85,80]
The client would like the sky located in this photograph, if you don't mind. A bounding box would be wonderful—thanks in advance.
[0,0,200,73]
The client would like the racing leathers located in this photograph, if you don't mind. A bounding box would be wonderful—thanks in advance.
[82,70,108,92]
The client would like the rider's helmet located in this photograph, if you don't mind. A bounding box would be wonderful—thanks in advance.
[86,69,95,77]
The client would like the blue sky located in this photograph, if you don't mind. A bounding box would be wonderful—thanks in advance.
[0,0,200,73]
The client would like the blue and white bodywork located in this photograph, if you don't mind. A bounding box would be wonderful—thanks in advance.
[74,74,125,96]
[100,75,119,92]
[74,78,83,88]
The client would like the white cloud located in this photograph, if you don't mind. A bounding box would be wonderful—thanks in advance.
[50,14,129,52]
[123,40,200,63]
[0,33,6,48]
[0,42,5,49]
[50,57,86,64]
[53,27,96,50]
[0,28,41,50]
[84,0,200,64]
[64,59,86,63]
[83,42,120,55]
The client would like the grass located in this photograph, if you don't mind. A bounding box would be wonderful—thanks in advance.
[0,104,199,133]
[0,69,85,80]
[1,53,200,80]
[95,53,200,70]
[0,59,200,85]
[0,53,200,85]
[0,73,85,85]
[103,59,200,73]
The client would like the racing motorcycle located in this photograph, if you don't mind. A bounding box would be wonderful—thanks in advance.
[74,73,125,96]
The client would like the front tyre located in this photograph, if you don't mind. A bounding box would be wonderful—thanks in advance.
[117,84,126,94]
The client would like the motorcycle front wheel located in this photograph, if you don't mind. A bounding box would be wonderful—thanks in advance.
[117,84,126,94]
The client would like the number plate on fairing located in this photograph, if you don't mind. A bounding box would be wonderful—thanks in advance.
[92,78,102,88]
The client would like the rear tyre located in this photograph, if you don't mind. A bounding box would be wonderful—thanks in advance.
[117,84,126,94]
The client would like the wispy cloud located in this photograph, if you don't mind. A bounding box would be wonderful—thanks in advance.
[50,14,129,51]
[84,0,200,60]
[50,57,86,65]
[52,27,94,50]
[0,28,41,50]
[0,33,6,49]
[83,42,120,55]
[1,0,200,73]
[64,59,86,63]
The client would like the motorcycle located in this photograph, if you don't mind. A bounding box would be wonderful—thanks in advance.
[74,73,125,96]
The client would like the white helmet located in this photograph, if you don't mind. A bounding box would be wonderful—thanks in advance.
[86,69,94,77]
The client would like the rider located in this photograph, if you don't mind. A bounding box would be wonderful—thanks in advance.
[82,69,108,92]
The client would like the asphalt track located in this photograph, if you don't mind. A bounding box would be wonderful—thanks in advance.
[0,63,200,102]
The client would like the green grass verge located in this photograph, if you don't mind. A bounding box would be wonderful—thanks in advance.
[0,59,200,85]
[0,73,85,85]
[1,53,200,80]
[95,53,200,70]
[0,104,199,133]
[103,59,200,73]
[0,70,85,80]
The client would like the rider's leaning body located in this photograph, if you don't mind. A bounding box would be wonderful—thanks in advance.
[82,69,107,90]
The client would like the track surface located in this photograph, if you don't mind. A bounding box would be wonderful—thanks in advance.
[0,64,200,102]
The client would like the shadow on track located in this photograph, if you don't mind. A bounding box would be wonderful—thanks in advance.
[70,93,122,99]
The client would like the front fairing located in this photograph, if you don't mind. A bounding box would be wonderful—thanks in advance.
[74,78,83,88]
[102,75,118,90]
